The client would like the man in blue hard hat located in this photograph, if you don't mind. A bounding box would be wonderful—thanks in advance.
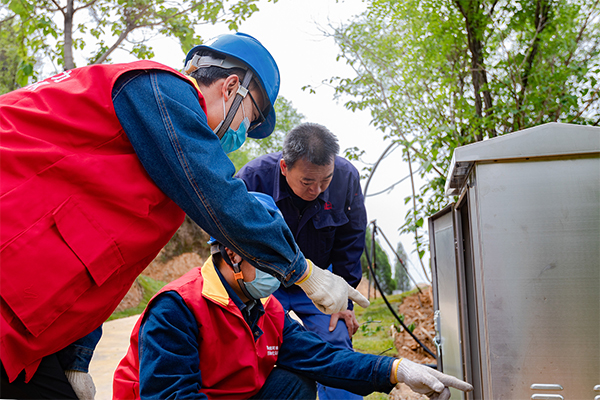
[113,192,474,400]
[0,33,367,399]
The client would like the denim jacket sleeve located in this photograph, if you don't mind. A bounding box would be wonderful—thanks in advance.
[138,291,206,399]
[56,326,103,372]
[111,70,305,285]
[277,313,397,396]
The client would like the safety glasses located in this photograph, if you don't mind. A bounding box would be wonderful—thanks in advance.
[247,90,266,133]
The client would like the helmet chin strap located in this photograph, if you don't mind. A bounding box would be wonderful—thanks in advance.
[215,69,254,139]
[217,244,256,301]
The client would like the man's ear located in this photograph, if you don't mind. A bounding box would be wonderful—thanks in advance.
[280,159,288,177]
[225,247,243,264]
[222,75,240,101]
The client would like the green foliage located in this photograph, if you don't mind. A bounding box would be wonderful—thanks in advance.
[352,288,421,360]
[364,393,390,400]
[0,19,21,92]
[228,95,305,170]
[246,96,305,158]
[362,227,396,294]
[107,275,167,320]
[2,0,278,84]
[327,0,600,257]
[394,242,411,292]
[227,149,253,173]
[353,293,404,356]
[0,7,40,91]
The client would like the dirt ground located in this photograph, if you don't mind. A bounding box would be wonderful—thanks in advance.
[114,252,204,312]
[393,286,437,365]
[388,286,436,400]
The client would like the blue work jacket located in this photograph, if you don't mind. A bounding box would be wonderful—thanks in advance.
[237,152,367,289]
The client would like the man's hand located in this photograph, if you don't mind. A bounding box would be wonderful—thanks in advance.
[296,260,369,314]
[329,310,360,338]
[393,358,473,400]
[65,370,96,400]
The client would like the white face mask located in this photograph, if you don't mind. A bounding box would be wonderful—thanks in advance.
[243,267,281,300]
[215,97,249,154]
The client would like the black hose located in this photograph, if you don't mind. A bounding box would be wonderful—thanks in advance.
[363,241,437,359]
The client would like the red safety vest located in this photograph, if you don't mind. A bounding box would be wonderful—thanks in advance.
[113,258,285,400]
[0,61,206,382]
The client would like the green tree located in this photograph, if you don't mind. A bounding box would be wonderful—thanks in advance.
[228,95,305,171]
[326,0,599,270]
[393,241,411,293]
[361,227,396,295]
[0,16,32,91]
[1,0,278,85]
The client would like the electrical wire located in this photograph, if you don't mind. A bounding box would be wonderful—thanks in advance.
[375,225,422,294]
[365,166,423,198]
[364,224,437,359]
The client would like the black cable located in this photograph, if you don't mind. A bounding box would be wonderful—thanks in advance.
[376,226,422,295]
[364,230,437,359]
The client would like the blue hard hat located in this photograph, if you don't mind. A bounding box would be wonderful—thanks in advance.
[185,33,280,139]
[208,192,280,245]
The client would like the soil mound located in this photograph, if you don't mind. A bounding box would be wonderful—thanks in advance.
[393,286,436,364]
[389,286,436,400]
[142,251,204,283]
[115,252,204,311]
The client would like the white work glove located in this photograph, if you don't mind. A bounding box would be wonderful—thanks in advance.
[296,260,370,314]
[395,358,473,400]
[65,370,96,400]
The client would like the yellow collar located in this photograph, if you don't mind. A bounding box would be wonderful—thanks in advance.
[201,256,230,307]
[184,75,203,94]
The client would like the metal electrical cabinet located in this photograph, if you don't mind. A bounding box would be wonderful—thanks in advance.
[428,123,600,399]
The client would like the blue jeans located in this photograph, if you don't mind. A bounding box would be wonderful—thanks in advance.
[112,70,306,284]
[275,286,363,400]
[250,367,316,400]
[56,326,102,372]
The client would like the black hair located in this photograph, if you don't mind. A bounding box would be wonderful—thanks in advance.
[188,49,260,93]
[282,122,340,169]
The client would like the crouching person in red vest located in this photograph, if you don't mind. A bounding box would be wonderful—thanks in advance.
[113,193,473,400]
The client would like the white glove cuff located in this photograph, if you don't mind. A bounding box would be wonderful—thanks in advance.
[65,370,96,400]
[296,261,327,294]
[395,358,410,383]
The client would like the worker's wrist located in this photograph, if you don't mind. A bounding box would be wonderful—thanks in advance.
[390,358,403,384]
[295,260,313,285]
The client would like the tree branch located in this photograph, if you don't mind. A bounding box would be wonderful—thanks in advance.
[92,1,204,64]
[405,147,431,283]
[517,0,551,118]
[455,0,496,139]
[332,28,445,177]
[74,0,102,13]
[568,87,600,123]
[48,0,65,15]
[564,0,599,67]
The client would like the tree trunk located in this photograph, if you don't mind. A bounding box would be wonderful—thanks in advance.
[455,0,496,140]
[63,0,75,70]
[516,0,551,130]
